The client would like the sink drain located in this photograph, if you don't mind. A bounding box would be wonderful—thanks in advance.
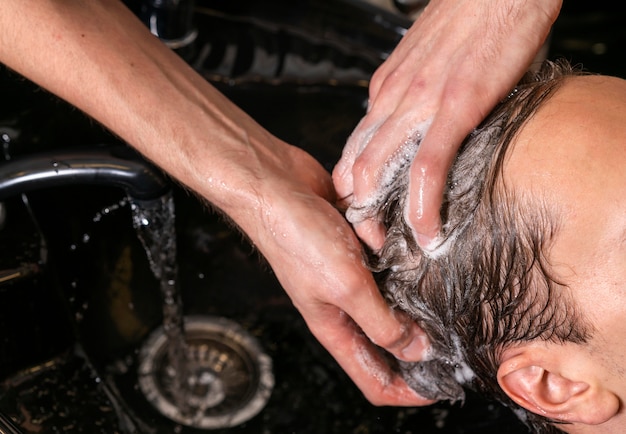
[137,315,274,429]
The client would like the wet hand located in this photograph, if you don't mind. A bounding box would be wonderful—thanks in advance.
[332,0,562,251]
[224,140,434,406]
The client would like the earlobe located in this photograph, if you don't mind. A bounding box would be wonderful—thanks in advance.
[497,349,619,426]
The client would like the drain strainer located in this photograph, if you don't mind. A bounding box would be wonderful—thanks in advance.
[137,315,274,429]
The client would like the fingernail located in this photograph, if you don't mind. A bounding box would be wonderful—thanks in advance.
[415,233,433,249]
[400,328,430,361]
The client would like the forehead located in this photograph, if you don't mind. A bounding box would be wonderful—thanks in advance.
[503,74,626,314]
[504,75,626,211]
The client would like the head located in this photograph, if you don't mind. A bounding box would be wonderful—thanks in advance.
[369,59,626,433]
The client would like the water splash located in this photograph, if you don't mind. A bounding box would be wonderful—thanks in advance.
[130,192,190,414]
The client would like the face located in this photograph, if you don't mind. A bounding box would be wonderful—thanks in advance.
[504,74,626,409]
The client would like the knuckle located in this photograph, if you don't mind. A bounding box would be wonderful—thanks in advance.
[331,283,360,309]
[406,75,428,95]
[331,167,348,191]
[369,67,387,95]
[351,154,372,181]
[373,326,406,351]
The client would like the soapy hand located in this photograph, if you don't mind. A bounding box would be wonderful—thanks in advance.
[333,0,562,251]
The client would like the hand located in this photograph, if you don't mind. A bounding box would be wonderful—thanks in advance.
[333,0,562,251]
[218,136,434,406]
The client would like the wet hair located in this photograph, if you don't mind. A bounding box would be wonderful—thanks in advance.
[368,59,594,434]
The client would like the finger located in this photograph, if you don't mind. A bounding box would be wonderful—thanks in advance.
[346,110,432,249]
[262,197,431,405]
[334,55,424,207]
[327,263,431,364]
[367,59,413,114]
[352,219,386,252]
[350,117,430,203]
[333,117,382,203]
[406,114,474,249]
[366,14,429,105]
[307,306,435,406]
[288,212,431,364]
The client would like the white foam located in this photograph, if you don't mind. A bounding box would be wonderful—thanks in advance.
[450,334,475,384]
[453,360,476,385]
[346,119,433,226]
[417,231,456,260]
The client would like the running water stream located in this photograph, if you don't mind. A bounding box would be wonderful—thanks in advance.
[129,192,191,415]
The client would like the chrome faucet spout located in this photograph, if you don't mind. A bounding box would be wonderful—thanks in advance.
[139,0,197,49]
[0,146,170,201]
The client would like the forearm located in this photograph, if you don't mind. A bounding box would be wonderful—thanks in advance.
[0,0,278,222]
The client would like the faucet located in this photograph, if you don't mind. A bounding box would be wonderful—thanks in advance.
[392,0,429,15]
[0,145,170,201]
[0,145,171,434]
[138,0,197,49]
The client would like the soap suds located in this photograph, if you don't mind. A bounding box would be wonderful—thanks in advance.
[346,119,432,227]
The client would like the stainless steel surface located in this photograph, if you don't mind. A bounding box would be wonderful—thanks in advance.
[137,316,274,429]
[0,412,23,434]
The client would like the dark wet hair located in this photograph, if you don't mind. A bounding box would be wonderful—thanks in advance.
[368,59,593,434]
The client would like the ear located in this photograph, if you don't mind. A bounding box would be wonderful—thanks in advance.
[497,348,619,426]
